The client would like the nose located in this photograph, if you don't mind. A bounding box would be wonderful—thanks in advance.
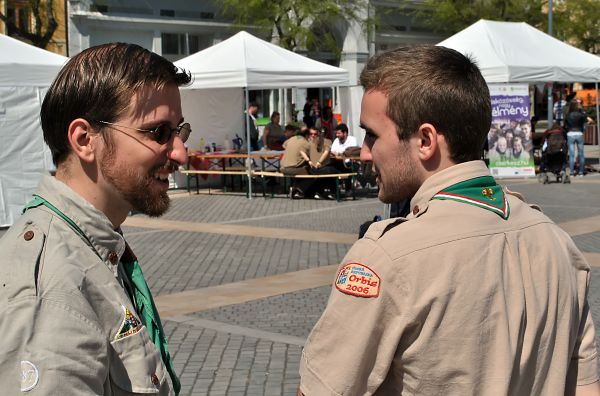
[360,141,372,162]
[167,136,188,166]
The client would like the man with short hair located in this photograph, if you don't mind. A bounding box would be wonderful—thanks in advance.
[299,46,599,395]
[246,101,260,151]
[330,123,358,157]
[0,43,191,394]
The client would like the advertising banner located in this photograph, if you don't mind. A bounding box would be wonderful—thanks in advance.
[487,84,535,177]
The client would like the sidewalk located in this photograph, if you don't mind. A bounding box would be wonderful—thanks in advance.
[1,174,598,395]
[121,173,600,395]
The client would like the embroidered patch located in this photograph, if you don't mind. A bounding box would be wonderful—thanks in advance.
[335,263,380,298]
[20,360,38,392]
[115,305,143,340]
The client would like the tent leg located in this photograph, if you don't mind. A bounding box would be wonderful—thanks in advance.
[596,82,599,165]
[245,88,253,200]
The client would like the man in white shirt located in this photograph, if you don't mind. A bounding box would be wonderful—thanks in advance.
[330,123,358,157]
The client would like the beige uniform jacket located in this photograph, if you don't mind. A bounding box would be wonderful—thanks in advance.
[282,136,310,168]
[0,176,170,395]
[300,161,598,395]
[309,138,333,166]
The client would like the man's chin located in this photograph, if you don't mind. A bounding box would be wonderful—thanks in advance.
[131,190,171,217]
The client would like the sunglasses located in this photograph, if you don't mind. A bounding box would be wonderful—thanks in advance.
[94,120,192,144]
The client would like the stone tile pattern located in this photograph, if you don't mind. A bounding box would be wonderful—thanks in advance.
[193,286,331,339]
[164,320,301,396]
[123,229,351,296]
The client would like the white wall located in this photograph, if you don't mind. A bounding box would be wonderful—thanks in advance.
[90,28,154,49]
[0,86,53,226]
[179,87,244,152]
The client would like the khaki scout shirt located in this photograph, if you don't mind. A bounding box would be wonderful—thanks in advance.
[281,136,310,168]
[309,138,333,166]
[300,161,598,395]
[0,176,171,395]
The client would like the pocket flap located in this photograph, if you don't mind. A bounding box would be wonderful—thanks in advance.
[109,327,165,393]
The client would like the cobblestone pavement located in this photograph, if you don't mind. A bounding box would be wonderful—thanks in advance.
[1,173,599,395]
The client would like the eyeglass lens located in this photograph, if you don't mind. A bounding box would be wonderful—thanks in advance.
[155,123,191,144]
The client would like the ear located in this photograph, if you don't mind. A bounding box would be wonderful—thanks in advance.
[415,123,440,161]
[67,118,98,163]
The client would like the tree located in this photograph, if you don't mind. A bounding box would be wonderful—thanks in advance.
[217,0,370,57]
[407,0,546,34]
[408,0,599,54]
[553,0,600,54]
[0,0,58,49]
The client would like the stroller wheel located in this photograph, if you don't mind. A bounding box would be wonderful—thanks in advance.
[538,173,544,183]
[543,174,549,184]
[561,171,570,184]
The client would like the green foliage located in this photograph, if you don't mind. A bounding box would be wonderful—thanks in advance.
[553,0,600,53]
[410,0,545,34]
[406,0,599,53]
[217,0,370,57]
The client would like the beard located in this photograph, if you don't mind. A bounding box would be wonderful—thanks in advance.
[99,144,171,217]
[376,143,420,204]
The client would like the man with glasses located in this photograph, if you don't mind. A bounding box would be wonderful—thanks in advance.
[0,43,190,394]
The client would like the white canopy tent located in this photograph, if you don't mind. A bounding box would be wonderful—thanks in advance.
[0,34,68,226]
[174,31,350,195]
[437,19,600,83]
[438,19,600,160]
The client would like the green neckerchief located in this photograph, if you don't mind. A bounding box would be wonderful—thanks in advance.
[121,248,181,395]
[431,175,510,219]
[23,195,181,394]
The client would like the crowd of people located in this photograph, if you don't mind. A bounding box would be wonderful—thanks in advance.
[1,41,598,396]
[280,123,359,199]
[487,119,533,164]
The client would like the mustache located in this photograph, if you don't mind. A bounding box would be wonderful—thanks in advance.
[152,160,179,174]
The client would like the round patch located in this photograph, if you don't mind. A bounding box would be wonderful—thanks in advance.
[20,360,39,392]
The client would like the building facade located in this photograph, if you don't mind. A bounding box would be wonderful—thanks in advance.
[1,0,68,55]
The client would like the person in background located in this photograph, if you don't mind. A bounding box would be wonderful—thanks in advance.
[315,106,338,141]
[303,97,314,128]
[281,127,312,199]
[330,123,358,158]
[0,43,191,394]
[262,111,285,150]
[245,101,259,151]
[308,127,338,200]
[565,99,594,176]
[298,45,599,396]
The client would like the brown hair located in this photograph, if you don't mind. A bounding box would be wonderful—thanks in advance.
[360,45,491,163]
[41,42,191,165]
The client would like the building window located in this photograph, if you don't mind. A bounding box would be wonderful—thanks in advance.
[162,33,180,55]
[161,33,210,57]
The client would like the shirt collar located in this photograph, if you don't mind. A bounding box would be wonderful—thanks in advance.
[35,175,126,273]
[408,161,491,218]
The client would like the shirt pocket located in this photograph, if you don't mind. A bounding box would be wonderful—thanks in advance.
[109,326,166,394]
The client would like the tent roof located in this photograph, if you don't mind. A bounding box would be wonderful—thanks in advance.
[175,31,349,89]
[0,34,68,86]
[437,19,600,83]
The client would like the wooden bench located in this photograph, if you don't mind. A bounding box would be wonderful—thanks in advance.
[179,169,253,195]
[253,171,358,201]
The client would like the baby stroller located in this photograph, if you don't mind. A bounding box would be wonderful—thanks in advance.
[538,129,569,184]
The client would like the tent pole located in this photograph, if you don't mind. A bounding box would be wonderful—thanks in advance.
[245,88,253,199]
[595,81,600,166]
[547,83,553,129]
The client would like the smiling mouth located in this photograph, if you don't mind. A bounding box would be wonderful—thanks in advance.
[152,162,178,183]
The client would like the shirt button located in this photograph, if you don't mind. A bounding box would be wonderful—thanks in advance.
[108,251,119,264]
[151,373,160,386]
[23,231,34,241]
[412,205,420,215]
